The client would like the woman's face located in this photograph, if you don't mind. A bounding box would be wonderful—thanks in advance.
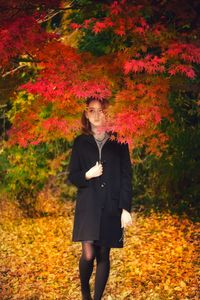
[85,100,106,128]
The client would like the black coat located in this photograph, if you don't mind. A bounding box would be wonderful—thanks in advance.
[67,132,132,242]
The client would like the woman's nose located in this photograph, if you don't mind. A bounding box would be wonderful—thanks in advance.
[95,111,100,118]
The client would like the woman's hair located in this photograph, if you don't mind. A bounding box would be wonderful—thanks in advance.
[81,97,109,135]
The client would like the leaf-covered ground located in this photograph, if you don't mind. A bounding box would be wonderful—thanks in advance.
[0,200,199,300]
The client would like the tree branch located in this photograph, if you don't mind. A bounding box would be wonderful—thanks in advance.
[37,9,63,24]
[2,65,28,78]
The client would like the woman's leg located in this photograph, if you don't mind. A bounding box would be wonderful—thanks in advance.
[93,245,111,300]
[79,241,96,300]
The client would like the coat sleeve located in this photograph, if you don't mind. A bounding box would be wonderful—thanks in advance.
[67,137,90,188]
[119,142,133,213]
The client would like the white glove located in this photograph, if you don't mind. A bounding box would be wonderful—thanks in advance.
[121,209,133,228]
[85,161,103,180]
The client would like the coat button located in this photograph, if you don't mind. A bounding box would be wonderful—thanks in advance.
[101,182,106,188]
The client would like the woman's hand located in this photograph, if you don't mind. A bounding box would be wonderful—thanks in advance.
[85,161,103,180]
[121,209,132,228]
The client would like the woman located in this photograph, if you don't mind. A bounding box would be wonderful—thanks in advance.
[68,97,133,300]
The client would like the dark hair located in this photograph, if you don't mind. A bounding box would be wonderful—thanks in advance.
[81,97,109,135]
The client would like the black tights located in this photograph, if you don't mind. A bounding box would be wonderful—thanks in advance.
[79,241,111,300]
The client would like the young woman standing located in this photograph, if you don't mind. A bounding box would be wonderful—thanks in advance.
[68,97,133,300]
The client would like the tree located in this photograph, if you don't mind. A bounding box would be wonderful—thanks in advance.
[1,0,200,156]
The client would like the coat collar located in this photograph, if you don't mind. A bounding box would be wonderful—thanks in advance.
[81,131,117,145]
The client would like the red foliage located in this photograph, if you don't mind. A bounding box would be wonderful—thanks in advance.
[167,43,200,64]
[168,64,196,79]
[42,117,68,133]
[71,79,111,100]
[124,55,166,75]
[0,15,56,67]
[2,0,200,156]
[7,112,42,147]
[73,1,148,37]
[20,80,68,103]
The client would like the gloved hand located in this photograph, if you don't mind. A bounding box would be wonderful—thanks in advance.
[85,161,103,180]
[121,209,133,228]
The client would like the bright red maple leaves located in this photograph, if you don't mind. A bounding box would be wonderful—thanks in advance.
[1,0,200,155]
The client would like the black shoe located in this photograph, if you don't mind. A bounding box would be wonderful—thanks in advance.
[82,295,92,300]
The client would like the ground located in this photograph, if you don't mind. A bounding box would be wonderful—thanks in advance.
[0,199,199,300]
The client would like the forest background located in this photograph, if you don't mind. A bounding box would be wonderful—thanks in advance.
[0,0,199,299]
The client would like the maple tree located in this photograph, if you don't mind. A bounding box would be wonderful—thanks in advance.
[0,0,199,156]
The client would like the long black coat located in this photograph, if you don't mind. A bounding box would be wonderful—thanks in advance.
[67,132,132,242]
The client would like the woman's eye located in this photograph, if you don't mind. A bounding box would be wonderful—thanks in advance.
[87,108,104,114]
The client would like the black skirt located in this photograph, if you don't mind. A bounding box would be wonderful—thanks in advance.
[84,207,124,248]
